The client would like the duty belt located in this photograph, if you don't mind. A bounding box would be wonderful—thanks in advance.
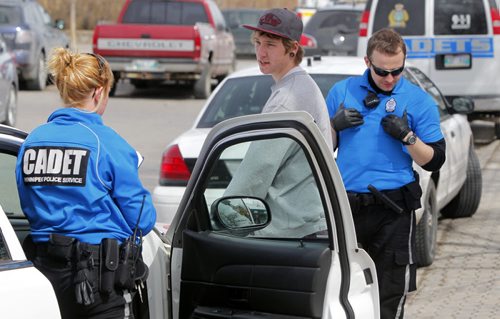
[348,188,404,206]
[34,241,100,261]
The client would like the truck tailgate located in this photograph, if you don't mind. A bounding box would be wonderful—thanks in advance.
[93,24,201,58]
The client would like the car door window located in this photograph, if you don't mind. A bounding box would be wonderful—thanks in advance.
[203,136,328,239]
[0,151,20,263]
[373,0,425,35]
[207,1,226,30]
[435,0,488,35]
[33,3,52,27]
[0,152,22,219]
[0,228,10,261]
[407,67,449,117]
[26,3,42,26]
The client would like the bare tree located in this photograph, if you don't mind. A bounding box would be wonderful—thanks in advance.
[70,0,77,50]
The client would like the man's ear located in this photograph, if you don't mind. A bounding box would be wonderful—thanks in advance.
[293,41,299,54]
[364,56,370,67]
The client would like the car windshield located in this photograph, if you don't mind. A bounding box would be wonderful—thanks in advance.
[197,74,349,128]
[224,10,262,27]
[304,10,361,34]
[0,6,22,25]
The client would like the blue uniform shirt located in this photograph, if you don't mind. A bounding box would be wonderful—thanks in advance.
[325,70,443,193]
[16,108,156,244]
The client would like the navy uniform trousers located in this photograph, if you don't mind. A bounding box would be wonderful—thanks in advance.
[352,197,417,319]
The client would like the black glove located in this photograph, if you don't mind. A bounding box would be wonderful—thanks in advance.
[381,110,411,142]
[331,103,364,131]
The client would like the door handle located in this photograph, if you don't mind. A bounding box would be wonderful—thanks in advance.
[363,268,374,285]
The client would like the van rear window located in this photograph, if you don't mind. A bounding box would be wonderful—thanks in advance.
[434,0,488,35]
[0,6,22,25]
[122,0,209,25]
[372,0,425,36]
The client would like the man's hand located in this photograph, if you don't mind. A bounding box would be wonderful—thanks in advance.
[331,103,364,131]
[381,110,411,142]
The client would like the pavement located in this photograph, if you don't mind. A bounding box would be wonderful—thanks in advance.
[405,140,500,318]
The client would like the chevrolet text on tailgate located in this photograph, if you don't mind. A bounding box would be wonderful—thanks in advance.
[92,0,236,99]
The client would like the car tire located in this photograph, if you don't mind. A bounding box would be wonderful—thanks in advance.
[494,119,500,139]
[415,179,438,267]
[441,146,482,218]
[131,79,150,89]
[2,84,17,126]
[26,53,47,91]
[194,64,212,99]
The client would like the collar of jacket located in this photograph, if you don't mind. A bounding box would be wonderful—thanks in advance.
[47,107,104,125]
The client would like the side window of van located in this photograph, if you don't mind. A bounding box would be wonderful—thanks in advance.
[372,0,425,35]
[435,0,488,35]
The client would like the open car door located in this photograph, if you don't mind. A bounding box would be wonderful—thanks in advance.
[166,111,379,319]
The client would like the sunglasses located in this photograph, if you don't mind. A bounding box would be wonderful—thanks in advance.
[85,53,107,98]
[86,53,106,74]
[369,59,405,77]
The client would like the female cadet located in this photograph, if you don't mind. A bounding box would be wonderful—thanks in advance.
[16,48,156,319]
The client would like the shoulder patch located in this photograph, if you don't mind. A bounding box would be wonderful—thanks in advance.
[22,146,90,186]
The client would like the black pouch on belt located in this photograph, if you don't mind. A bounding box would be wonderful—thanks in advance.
[48,233,75,261]
[100,238,119,294]
[402,172,423,211]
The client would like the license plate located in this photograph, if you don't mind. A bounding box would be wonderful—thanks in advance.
[128,59,160,71]
[443,53,471,69]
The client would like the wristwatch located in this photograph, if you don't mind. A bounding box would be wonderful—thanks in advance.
[403,133,417,145]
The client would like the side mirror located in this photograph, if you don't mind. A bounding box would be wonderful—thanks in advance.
[55,19,65,30]
[212,196,271,231]
[450,97,474,114]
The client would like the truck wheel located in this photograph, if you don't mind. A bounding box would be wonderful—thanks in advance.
[131,79,149,89]
[495,119,500,139]
[194,65,212,99]
[109,82,117,97]
[415,180,438,267]
[26,53,47,91]
[441,146,482,218]
[109,72,120,97]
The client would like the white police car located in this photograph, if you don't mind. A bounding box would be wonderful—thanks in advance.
[1,112,381,318]
[0,125,60,318]
[153,56,482,267]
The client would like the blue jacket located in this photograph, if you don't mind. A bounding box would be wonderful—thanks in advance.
[325,70,443,193]
[16,108,156,244]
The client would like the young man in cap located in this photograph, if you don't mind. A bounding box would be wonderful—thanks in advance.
[219,9,333,239]
[242,8,332,148]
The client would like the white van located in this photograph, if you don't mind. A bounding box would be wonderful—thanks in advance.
[357,0,500,102]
